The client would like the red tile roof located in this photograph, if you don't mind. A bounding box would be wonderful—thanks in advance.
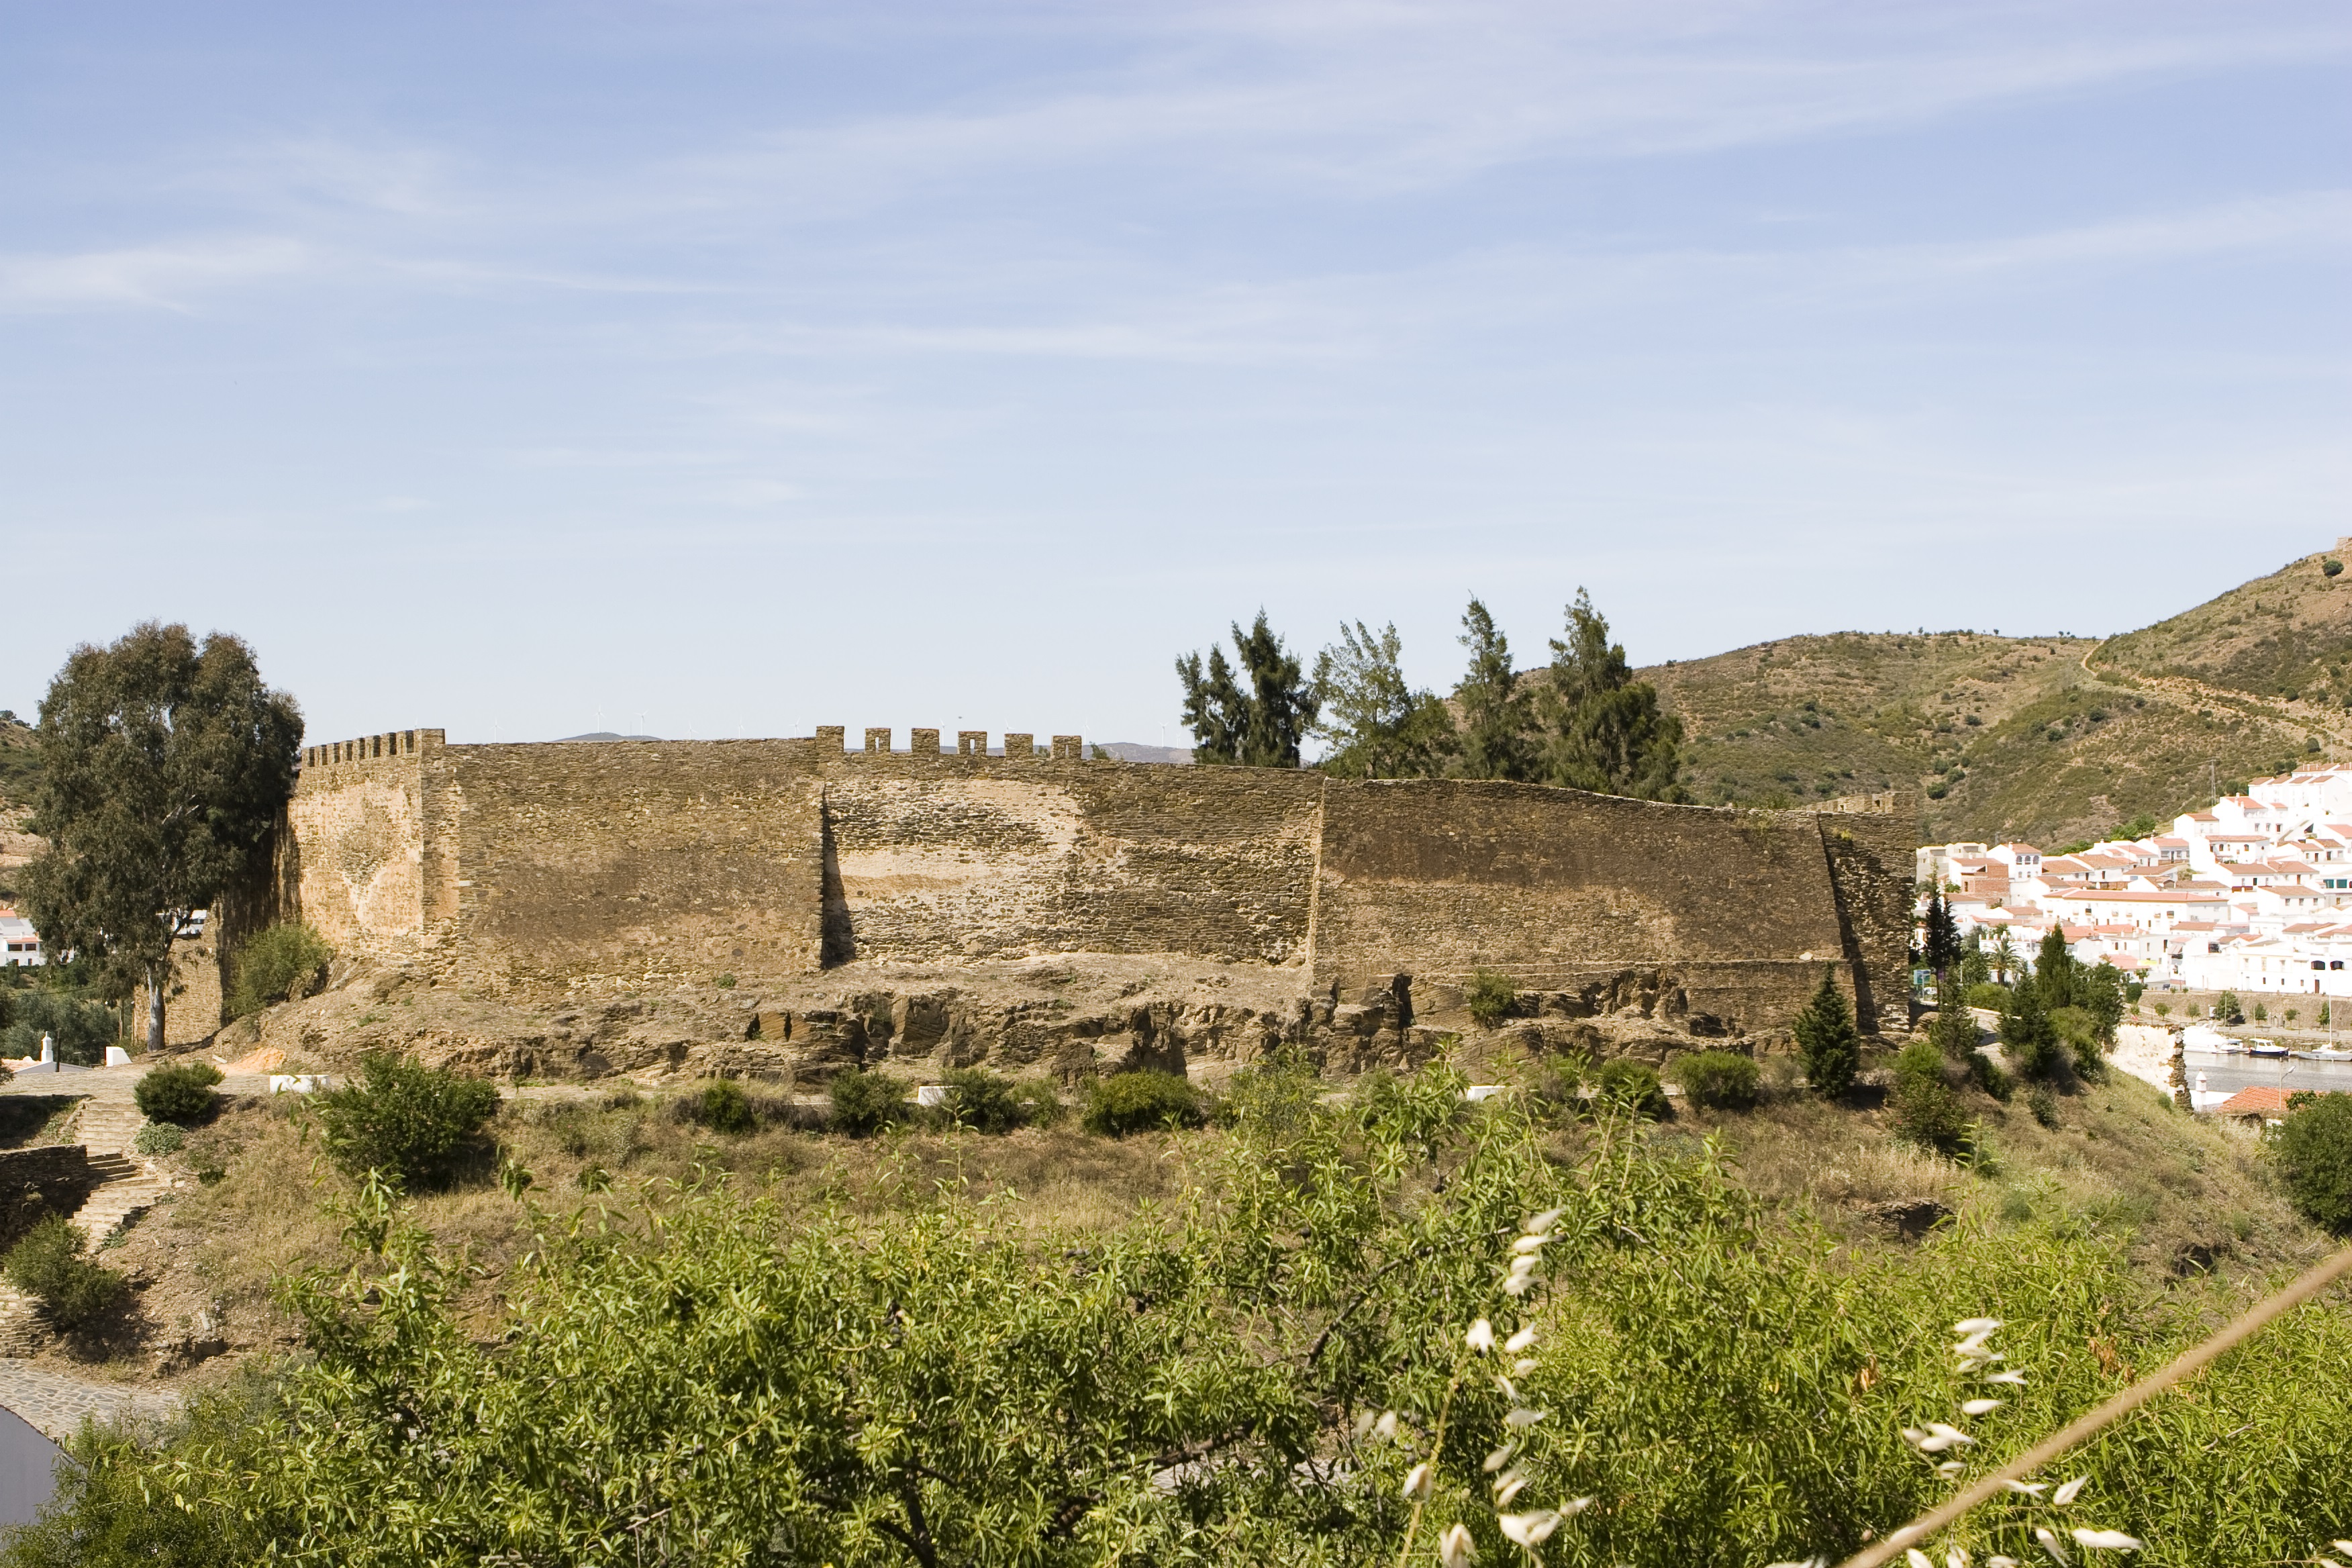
[2213,1086,2292,1118]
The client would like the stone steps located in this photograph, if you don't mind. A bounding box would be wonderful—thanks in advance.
[72,1104,150,1157]
[0,1288,38,1357]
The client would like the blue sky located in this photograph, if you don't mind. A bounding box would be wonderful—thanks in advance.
[3,2,2347,748]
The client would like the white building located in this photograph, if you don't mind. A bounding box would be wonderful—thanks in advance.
[0,910,41,968]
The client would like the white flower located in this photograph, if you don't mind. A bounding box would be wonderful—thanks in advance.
[1505,1326,1537,1354]
[2336,1545,2352,1557]
[1514,1358,1539,1375]
[1497,1510,1561,1547]
[1503,1407,1547,1428]
[1481,1443,1515,1473]
[1984,1369,2029,1385]
[1953,1316,2003,1335]
[1508,1253,1540,1279]
[1524,1206,1565,1234]
[1375,1410,1400,1441]
[1902,1426,1928,1447]
[2052,1477,2087,1506]
[1495,1375,1520,1402]
[1467,1318,1497,1353]
[1907,1551,1935,1568]
[1914,1423,1974,1454]
[1493,1472,1528,1506]
[1353,1410,1377,1439]
[1502,1273,1535,1296]
[1439,1522,1477,1568]
[1953,1330,1996,1357]
[1559,1497,1591,1516]
[1936,1459,1965,1477]
[1763,1560,1826,1568]
[2033,1526,2071,1565]
[1990,1558,2020,1567]
[2069,1529,2141,1551]
[1949,1551,1973,1568]
[1961,1398,2004,1416]
[1402,1461,1433,1501]
[1512,1234,1547,1255]
[1999,1480,2049,1496]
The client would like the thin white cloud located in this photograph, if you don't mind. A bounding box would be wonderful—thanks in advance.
[0,237,309,310]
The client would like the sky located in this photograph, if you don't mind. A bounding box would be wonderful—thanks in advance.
[2,1,2347,748]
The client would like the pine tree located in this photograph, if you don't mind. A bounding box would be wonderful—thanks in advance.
[2035,925,2076,1011]
[1930,974,1980,1062]
[1175,611,1320,767]
[1308,621,1453,779]
[1453,597,1535,782]
[2000,974,2062,1080]
[1793,968,1860,1100]
[1920,886,1960,977]
[1534,589,1682,800]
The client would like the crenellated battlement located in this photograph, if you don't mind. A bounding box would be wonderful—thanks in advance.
[301,729,444,771]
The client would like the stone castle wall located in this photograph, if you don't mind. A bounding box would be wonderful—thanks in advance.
[265,729,1918,1039]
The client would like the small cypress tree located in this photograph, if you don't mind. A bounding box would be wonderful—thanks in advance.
[1793,968,1859,1100]
[2000,974,2063,1079]
[1929,975,1980,1062]
[1920,887,1960,978]
[2035,925,2076,1012]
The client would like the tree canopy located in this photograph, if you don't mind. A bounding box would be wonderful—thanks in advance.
[1176,612,1320,767]
[18,623,301,1051]
[1308,620,1453,779]
[1453,597,1536,782]
[1535,589,1683,800]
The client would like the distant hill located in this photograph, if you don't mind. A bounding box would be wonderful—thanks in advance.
[1097,742,1193,765]
[1641,548,2352,846]
[0,714,37,810]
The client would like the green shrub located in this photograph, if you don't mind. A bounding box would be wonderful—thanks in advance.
[2,1214,126,1330]
[827,1068,910,1136]
[1792,969,1859,1100]
[939,1068,1025,1134]
[0,990,120,1067]
[1012,1079,1065,1129]
[1890,1041,1969,1157]
[2000,981,2064,1081]
[2153,1001,2171,1018]
[2253,1001,2268,1023]
[134,1059,224,1125]
[2026,1083,2061,1129]
[1962,982,2011,1011]
[311,1055,501,1189]
[1082,1071,1205,1136]
[226,922,333,1018]
[1590,1058,1667,1120]
[1668,1050,1757,1111]
[2214,990,2243,1024]
[1462,969,1518,1028]
[2328,556,2345,577]
[687,1080,756,1136]
[2273,1092,2352,1233]
[132,1121,185,1156]
[1965,1050,2013,1101]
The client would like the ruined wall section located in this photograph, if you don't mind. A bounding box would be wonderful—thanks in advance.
[284,730,437,969]
[440,739,827,993]
[819,759,1322,965]
[1312,781,1878,1038]
[1814,793,1922,1032]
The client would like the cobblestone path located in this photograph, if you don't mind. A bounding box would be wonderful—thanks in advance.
[0,1359,179,1443]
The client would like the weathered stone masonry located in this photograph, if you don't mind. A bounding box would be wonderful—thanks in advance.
[272,730,1916,1039]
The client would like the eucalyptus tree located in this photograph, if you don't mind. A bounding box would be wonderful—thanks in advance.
[19,623,301,1052]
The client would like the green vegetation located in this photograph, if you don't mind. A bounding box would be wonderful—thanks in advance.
[2214,989,2243,1024]
[2272,1093,2352,1233]
[311,1055,500,1190]
[1453,598,1536,781]
[1176,611,1320,767]
[1081,1069,1205,1135]
[7,1059,2349,1567]
[686,1079,756,1136]
[131,1121,184,1156]
[0,985,117,1067]
[1532,588,1684,799]
[17,622,303,1051]
[1793,969,1859,1099]
[1462,968,1517,1028]
[1587,1057,1667,1118]
[226,922,332,1018]
[132,1059,222,1125]
[933,1067,1032,1134]
[827,1068,910,1136]
[1890,1040,1970,1157]
[1,1214,125,1332]
[1308,620,1455,779]
[1668,1049,1759,1110]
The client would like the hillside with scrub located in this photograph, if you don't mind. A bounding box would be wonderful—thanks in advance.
[1641,550,2352,846]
